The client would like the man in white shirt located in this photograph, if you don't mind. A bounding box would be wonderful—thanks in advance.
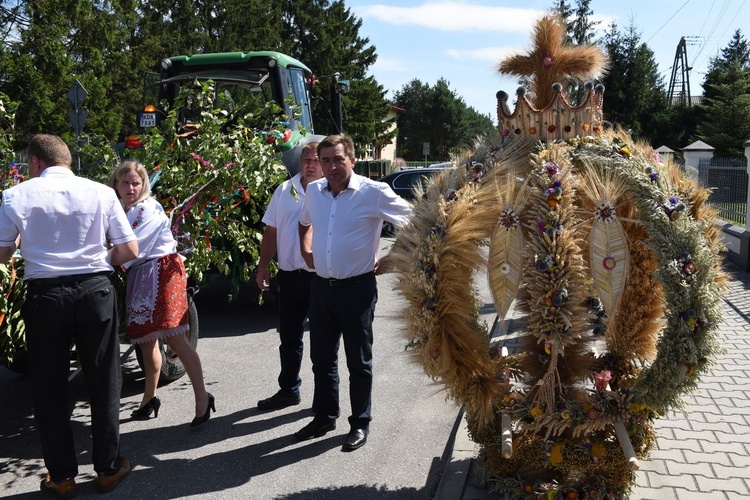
[296,135,411,451]
[255,142,322,411]
[0,134,138,498]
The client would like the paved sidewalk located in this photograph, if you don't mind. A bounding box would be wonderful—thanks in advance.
[436,262,750,499]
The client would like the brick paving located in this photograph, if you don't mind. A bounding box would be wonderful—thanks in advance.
[630,263,750,499]
[438,262,750,499]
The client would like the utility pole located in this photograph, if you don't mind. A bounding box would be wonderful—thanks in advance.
[67,80,89,170]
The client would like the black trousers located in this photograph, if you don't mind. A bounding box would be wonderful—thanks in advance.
[309,273,377,429]
[276,269,314,396]
[23,274,123,482]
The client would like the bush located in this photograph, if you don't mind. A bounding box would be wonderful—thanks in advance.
[0,93,26,365]
[0,82,296,363]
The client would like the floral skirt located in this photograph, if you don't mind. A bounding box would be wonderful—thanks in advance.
[125,253,189,344]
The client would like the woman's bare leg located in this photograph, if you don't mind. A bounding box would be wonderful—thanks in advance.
[165,333,208,417]
[139,339,161,407]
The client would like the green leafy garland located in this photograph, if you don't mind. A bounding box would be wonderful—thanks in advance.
[0,83,296,363]
[0,93,26,365]
[125,81,290,296]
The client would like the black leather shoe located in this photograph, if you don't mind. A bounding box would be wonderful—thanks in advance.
[342,427,368,451]
[257,392,301,411]
[294,419,336,441]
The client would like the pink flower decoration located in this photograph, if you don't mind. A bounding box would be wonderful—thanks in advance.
[190,152,215,169]
[542,55,553,68]
[593,370,612,392]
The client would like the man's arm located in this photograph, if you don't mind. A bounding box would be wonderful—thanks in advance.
[0,234,21,262]
[256,226,278,290]
[0,244,16,262]
[109,240,139,266]
[298,222,314,269]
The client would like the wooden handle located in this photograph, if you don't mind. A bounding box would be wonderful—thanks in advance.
[501,412,513,458]
[614,421,640,470]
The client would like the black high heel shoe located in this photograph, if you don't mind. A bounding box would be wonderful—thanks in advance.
[190,393,215,427]
[131,396,161,419]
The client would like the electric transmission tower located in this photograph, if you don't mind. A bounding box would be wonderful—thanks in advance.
[668,37,692,106]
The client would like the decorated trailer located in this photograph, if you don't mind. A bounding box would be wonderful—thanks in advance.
[126,50,348,175]
[1,52,348,382]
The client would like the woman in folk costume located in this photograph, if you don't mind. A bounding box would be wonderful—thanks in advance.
[109,160,215,427]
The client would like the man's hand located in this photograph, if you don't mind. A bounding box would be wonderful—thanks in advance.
[256,226,278,291]
[299,222,315,270]
[109,240,138,266]
[256,266,271,291]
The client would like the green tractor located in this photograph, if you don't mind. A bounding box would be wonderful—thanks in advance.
[126,50,348,175]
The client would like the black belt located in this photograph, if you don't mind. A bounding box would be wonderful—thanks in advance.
[317,271,375,287]
[27,271,112,287]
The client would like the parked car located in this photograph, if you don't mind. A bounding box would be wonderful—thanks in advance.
[377,164,453,235]
[377,164,453,201]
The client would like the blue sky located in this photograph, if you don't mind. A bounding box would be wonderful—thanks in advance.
[344,0,750,120]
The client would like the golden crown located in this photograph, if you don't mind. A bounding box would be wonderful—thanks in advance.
[495,15,607,142]
[497,81,605,142]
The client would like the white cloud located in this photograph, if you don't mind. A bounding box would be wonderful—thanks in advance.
[357,1,545,33]
[445,46,523,62]
[371,55,414,73]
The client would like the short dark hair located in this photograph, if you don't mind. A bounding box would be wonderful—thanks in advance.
[317,135,355,159]
[26,134,72,167]
[301,141,320,157]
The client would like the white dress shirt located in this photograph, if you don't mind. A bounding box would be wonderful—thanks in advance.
[0,167,136,280]
[262,173,312,272]
[299,173,412,279]
[122,197,178,269]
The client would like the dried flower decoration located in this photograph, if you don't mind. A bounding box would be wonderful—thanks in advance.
[660,196,686,221]
[498,208,519,230]
[594,202,616,223]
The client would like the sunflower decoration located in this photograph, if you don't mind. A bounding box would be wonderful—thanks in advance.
[391,15,726,499]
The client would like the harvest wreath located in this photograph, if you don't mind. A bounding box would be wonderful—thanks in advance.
[389,16,726,499]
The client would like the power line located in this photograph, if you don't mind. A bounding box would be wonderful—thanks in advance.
[645,0,691,44]
[691,0,735,67]
[696,0,717,38]
[704,0,747,65]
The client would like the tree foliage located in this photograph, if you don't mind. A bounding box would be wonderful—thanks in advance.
[720,29,750,68]
[693,30,750,155]
[394,78,495,161]
[0,0,391,152]
[277,0,384,148]
[696,59,750,156]
[599,20,668,143]
[0,0,140,144]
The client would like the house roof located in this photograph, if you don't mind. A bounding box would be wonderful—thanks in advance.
[683,140,714,151]
[655,145,675,153]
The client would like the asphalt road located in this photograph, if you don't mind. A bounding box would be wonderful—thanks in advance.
[0,238,494,499]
